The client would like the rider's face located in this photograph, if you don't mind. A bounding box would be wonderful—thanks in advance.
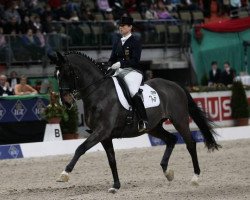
[119,24,132,37]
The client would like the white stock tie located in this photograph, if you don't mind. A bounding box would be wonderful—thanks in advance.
[121,38,126,45]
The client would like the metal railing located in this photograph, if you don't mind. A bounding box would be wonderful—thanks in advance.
[0,19,191,66]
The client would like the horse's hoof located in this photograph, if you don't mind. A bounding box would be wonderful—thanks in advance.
[56,171,69,182]
[108,187,118,194]
[164,169,174,181]
[191,174,199,186]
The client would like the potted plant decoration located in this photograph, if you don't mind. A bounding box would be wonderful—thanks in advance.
[43,91,68,124]
[60,102,79,140]
[230,81,249,126]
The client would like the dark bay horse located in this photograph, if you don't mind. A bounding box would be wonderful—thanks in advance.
[49,51,221,193]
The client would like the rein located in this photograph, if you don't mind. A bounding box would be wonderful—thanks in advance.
[78,75,108,99]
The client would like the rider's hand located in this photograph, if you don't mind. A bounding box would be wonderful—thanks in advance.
[105,67,115,77]
[111,62,121,69]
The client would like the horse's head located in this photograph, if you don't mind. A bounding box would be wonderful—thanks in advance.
[48,51,79,108]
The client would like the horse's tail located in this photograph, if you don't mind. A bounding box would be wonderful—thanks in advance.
[182,87,221,151]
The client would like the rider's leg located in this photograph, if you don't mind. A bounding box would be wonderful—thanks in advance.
[123,70,148,132]
[132,93,148,132]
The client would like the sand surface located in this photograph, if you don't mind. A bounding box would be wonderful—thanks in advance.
[0,139,250,200]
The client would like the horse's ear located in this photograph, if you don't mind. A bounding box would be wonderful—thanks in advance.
[56,51,66,63]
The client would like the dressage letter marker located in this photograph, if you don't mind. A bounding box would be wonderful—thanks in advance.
[43,124,63,142]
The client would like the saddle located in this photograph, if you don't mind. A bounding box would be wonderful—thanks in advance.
[112,76,160,124]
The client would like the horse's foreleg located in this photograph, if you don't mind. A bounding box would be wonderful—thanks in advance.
[101,139,120,193]
[57,131,104,182]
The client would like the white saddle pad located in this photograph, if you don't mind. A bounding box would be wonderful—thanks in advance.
[112,77,160,110]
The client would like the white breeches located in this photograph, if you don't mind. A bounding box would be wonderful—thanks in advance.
[114,68,143,97]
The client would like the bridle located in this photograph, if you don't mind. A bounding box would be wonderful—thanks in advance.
[55,60,109,108]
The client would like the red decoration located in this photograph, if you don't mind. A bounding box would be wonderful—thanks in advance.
[197,17,250,33]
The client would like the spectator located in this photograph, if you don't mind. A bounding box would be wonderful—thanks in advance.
[41,4,54,23]
[79,4,96,21]
[9,30,27,61]
[220,61,236,86]
[110,0,126,20]
[21,28,45,60]
[97,0,111,16]
[41,14,58,33]
[103,8,120,44]
[14,75,38,95]
[69,11,80,22]
[4,1,21,24]
[8,70,20,89]
[145,3,158,20]
[30,14,43,31]
[35,28,53,54]
[181,0,199,11]
[230,0,241,18]
[137,0,148,15]
[0,26,14,61]
[55,1,71,22]
[0,74,13,96]
[170,0,182,12]
[3,16,20,34]
[156,1,172,19]
[20,15,35,34]
[208,61,221,85]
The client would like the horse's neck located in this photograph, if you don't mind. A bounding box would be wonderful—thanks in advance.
[76,62,103,83]
[74,62,104,96]
[82,77,114,107]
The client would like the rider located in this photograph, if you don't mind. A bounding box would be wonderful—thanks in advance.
[108,16,148,132]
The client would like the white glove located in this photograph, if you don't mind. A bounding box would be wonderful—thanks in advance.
[111,62,121,69]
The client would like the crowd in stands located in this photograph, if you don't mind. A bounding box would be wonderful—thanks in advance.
[0,0,249,64]
[0,1,247,59]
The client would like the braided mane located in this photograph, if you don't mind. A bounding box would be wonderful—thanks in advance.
[64,51,105,73]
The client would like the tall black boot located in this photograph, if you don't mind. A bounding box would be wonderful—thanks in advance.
[132,93,148,132]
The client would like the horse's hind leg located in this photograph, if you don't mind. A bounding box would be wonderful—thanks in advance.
[101,139,120,193]
[173,120,200,185]
[149,123,178,181]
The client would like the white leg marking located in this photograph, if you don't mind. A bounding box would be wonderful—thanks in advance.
[191,174,199,186]
[108,187,118,194]
[56,170,69,182]
[164,169,174,181]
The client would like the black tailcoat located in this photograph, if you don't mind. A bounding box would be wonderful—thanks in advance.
[209,68,221,84]
[220,69,236,86]
[109,35,142,71]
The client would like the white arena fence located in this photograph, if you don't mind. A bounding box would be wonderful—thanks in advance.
[0,125,250,160]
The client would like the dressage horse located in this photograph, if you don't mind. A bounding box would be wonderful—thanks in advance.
[49,51,221,193]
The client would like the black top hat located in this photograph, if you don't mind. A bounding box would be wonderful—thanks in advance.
[119,16,133,25]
